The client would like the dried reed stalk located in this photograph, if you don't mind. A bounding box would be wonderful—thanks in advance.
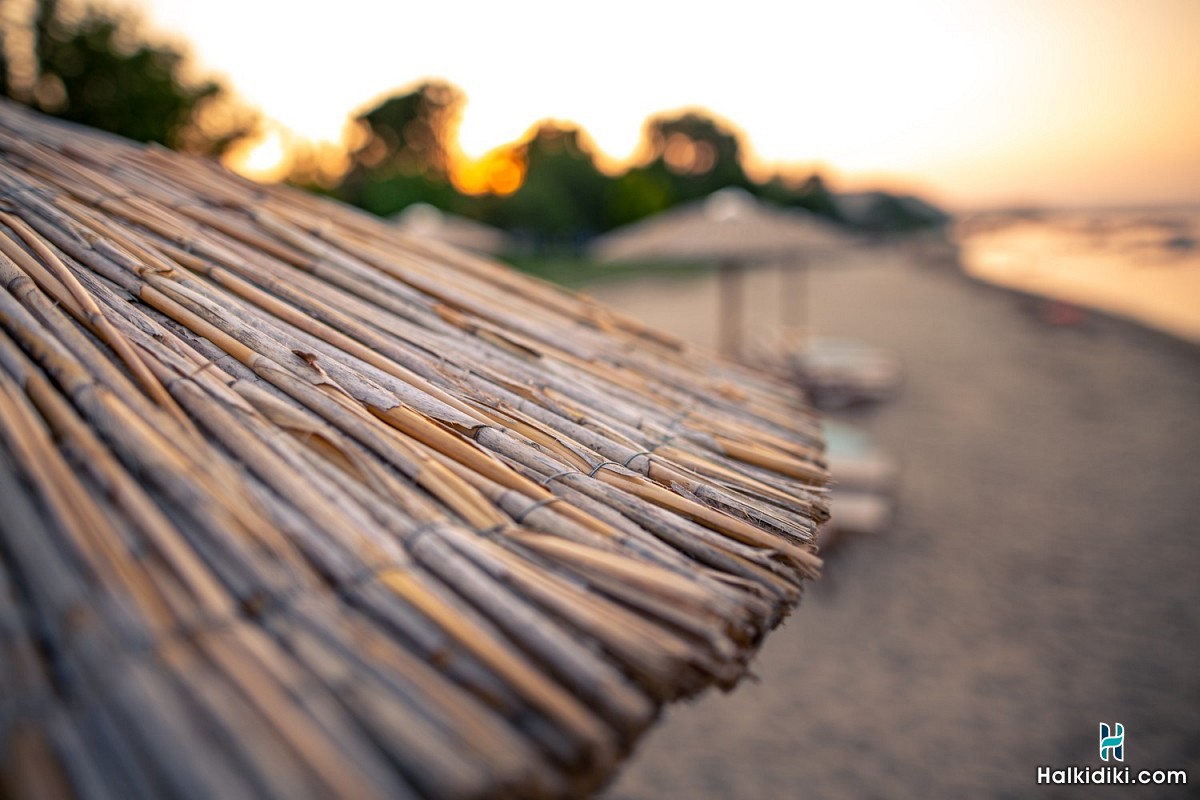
[0,100,828,799]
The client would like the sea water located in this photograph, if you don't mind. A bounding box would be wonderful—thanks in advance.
[955,208,1200,344]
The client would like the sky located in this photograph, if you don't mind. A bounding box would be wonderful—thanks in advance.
[118,0,1200,209]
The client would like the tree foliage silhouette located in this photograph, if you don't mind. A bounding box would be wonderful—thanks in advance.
[336,80,467,216]
[497,123,610,242]
[321,82,942,245]
[0,0,252,154]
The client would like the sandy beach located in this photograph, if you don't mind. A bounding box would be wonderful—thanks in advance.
[589,248,1200,797]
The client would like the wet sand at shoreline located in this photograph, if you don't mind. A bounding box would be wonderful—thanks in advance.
[589,249,1200,798]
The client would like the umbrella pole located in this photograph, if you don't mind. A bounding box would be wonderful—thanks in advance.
[717,260,744,360]
[779,254,808,345]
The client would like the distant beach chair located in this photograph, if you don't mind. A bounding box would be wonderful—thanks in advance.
[788,338,904,410]
[817,421,898,548]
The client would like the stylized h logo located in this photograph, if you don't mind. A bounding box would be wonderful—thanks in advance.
[1099,723,1124,762]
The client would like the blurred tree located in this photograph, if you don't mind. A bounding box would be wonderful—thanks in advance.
[832,190,949,234]
[642,111,751,201]
[603,110,754,228]
[336,80,467,216]
[493,122,610,246]
[321,84,944,247]
[755,172,842,220]
[604,167,675,229]
[349,80,462,180]
[0,0,253,154]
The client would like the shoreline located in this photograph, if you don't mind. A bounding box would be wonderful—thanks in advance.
[956,268,1200,360]
[952,208,1200,346]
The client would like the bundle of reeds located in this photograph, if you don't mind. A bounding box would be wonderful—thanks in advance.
[0,99,828,799]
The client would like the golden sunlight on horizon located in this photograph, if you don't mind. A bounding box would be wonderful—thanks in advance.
[124,0,1200,209]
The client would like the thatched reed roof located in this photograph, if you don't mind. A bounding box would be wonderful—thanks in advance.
[0,100,828,799]
[591,187,851,265]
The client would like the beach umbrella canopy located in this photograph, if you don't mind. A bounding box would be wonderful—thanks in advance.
[393,202,513,255]
[0,100,828,799]
[591,189,852,357]
[591,187,850,265]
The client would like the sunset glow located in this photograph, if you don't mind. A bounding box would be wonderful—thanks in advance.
[452,148,526,196]
[120,0,1200,208]
[225,127,290,181]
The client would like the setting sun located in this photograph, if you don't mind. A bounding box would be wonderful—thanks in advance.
[452,148,525,195]
[224,127,289,181]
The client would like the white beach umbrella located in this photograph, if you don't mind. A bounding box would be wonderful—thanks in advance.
[591,188,851,358]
